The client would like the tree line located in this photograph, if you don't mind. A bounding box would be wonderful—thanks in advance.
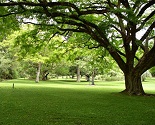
[0,25,119,84]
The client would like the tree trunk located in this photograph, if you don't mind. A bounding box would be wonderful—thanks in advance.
[76,64,80,82]
[85,74,90,82]
[91,69,96,85]
[35,62,41,83]
[42,72,49,81]
[122,73,145,95]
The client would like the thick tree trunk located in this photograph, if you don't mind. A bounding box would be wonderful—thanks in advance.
[122,73,145,95]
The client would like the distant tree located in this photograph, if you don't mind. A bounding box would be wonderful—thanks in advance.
[69,66,77,79]
[13,25,65,82]
[54,62,70,78]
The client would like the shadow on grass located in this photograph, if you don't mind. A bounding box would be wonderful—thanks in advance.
[0,79,35,84]
[46,79,89,86]
[47,79,122,86]
[50,79,88,82]
[1,78,124,88]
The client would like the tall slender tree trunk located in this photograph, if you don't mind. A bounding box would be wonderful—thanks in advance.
[35,62,41,83]
[91,69,96,85]
[76,64,80,82]
[122,72,145,95]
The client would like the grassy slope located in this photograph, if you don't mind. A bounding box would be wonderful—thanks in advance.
[0,79,155,125]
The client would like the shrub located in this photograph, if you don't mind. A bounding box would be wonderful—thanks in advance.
[105,76,124,81]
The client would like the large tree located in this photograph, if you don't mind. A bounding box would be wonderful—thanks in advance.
[0,0,155,95]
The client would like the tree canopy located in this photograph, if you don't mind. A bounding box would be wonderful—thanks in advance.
[0,0,155,95]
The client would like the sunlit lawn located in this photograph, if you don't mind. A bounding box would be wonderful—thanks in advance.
[0,78,155,125]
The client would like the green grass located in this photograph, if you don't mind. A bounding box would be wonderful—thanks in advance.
[0,78,155,125]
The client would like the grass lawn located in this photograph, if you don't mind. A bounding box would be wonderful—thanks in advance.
[0,78,155,125]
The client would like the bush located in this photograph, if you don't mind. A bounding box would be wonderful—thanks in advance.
[95,75,104,81]
[105,76,124,81]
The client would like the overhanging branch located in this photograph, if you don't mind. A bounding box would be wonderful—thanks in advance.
[0,11,25,17]
[140,21,155,42]
[137,10,155,32]
[137,0,155,17]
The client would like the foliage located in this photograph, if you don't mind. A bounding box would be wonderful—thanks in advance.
[0,24,115,82]
[149,67,155,77]
[11,25,68,80]
[54,61,70,77]
[0,37,19,80]
[0,6,19,41]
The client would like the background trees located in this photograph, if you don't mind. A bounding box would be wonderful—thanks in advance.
[0,33,20,80]
[0,0,155,95]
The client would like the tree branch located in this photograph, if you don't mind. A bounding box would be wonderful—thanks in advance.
[137,0,155,17]
[0,1,81,15]
[140,21,155,42]
[0,11,25,17]
[119,0,130,9]
[137,10,155,32]
[38,0,51,17]
[87,45,101,49]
